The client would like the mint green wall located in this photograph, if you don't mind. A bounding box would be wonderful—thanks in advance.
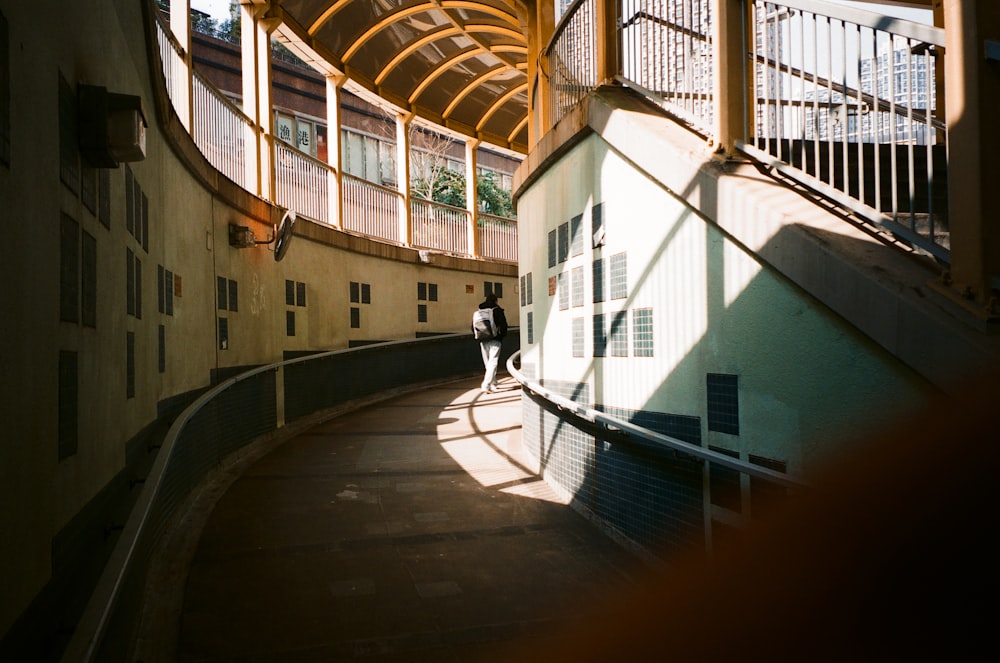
[517,132,933,486]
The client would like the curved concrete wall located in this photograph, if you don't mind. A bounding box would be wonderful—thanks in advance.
[515,124,935,522]
[0,0,516,642]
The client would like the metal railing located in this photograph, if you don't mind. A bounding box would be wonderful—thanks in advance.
[545,0,949,262]
[739,0,948,260]
[411,197,471,255]
[548,0,599,126]
[506,351,805,556]
[192,70,252,190]
[63,333,519,662]
[274,140,331,224]
[342,173,402,243]
[619,0,715,134]
[478,212,519,262]
[151,5,518,262]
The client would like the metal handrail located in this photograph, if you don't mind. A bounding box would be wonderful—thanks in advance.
[505,351,806,489]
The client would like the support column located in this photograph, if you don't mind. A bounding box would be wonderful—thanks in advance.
[595,0,619,85]
[169,0,193,131]
[943,0,1000,313]
[240,1,277,200]
[466,139,481,257]
[713,0,751,156]
[396,113,413,246]
[529,0,555,147]
[326,75,346,229]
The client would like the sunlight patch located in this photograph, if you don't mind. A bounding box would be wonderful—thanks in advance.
[500,479,568,504]
[440,439,531,487]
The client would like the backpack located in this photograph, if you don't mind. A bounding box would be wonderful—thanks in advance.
[472,307,497,340]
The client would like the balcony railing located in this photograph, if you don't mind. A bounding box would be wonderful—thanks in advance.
[478,212,519,263]
[412,197,471,255]
[342,173,401,243]
[152,8,517,263]
[547,0,949,262]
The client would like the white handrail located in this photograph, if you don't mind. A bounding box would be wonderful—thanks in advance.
[505,351,807,489]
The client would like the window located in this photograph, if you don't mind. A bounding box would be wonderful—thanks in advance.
[570,214,583,257]
[157,266,174,315]
[296,281,306,307]
[593,313,606,357]
[286,280,296,306]
[592,259,604,303]
[59,73,79,193]
[571,267,584,308]
[527,311,534,344]
[351,282,370,328]
[229,279,239,312]
[548,229,557,268]
[610,252,628,300]
[417,303,427,323]
[285,311,295,337]
[610,311,628,356]
[557,222,569,263]
[217,276,228,310]
[418,282,427,300]
[572,318,584,357]
[158,325,166,374]
[219,317,229,348]
[633,308,653,357]
[427,283,437,301]
[707,373,740,435]
[592,202,605,248]
[558,272,568,311]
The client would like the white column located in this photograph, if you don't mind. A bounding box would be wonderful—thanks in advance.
[326,75,346,228]
[240,1,276,199]
[465,139,481,257]
[396,113,413,246]
[169,0,192,131]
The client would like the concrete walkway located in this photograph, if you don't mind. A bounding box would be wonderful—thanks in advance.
[175,376,644,662]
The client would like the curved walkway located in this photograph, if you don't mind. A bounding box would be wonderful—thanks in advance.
[175,376,643,662]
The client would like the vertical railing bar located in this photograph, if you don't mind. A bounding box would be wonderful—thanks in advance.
[905,38,916,234]
[826,14,834,189]
[925,48,935,244]
[856,23,865,210]
[811,11,820,180]
[872,28,882,216]
[798,8,807,173]
[889,31,898,222]
[840,18,849,201]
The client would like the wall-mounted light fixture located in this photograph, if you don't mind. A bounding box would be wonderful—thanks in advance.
[78,84,147,168]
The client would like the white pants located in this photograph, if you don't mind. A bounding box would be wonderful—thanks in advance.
[480,339,502,389]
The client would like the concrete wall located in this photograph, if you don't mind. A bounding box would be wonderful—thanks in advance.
[0,0,516,642]
[516,117,936,491]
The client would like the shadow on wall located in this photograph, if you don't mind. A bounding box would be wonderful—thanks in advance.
[529,364,1000,661]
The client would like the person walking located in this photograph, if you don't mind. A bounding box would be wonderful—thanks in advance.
[472,292,507,393]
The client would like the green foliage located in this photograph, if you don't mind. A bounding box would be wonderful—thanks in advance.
[477,171,514,218]
[411,169,515,219]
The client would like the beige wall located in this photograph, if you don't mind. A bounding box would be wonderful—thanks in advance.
[0,0,515,637]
